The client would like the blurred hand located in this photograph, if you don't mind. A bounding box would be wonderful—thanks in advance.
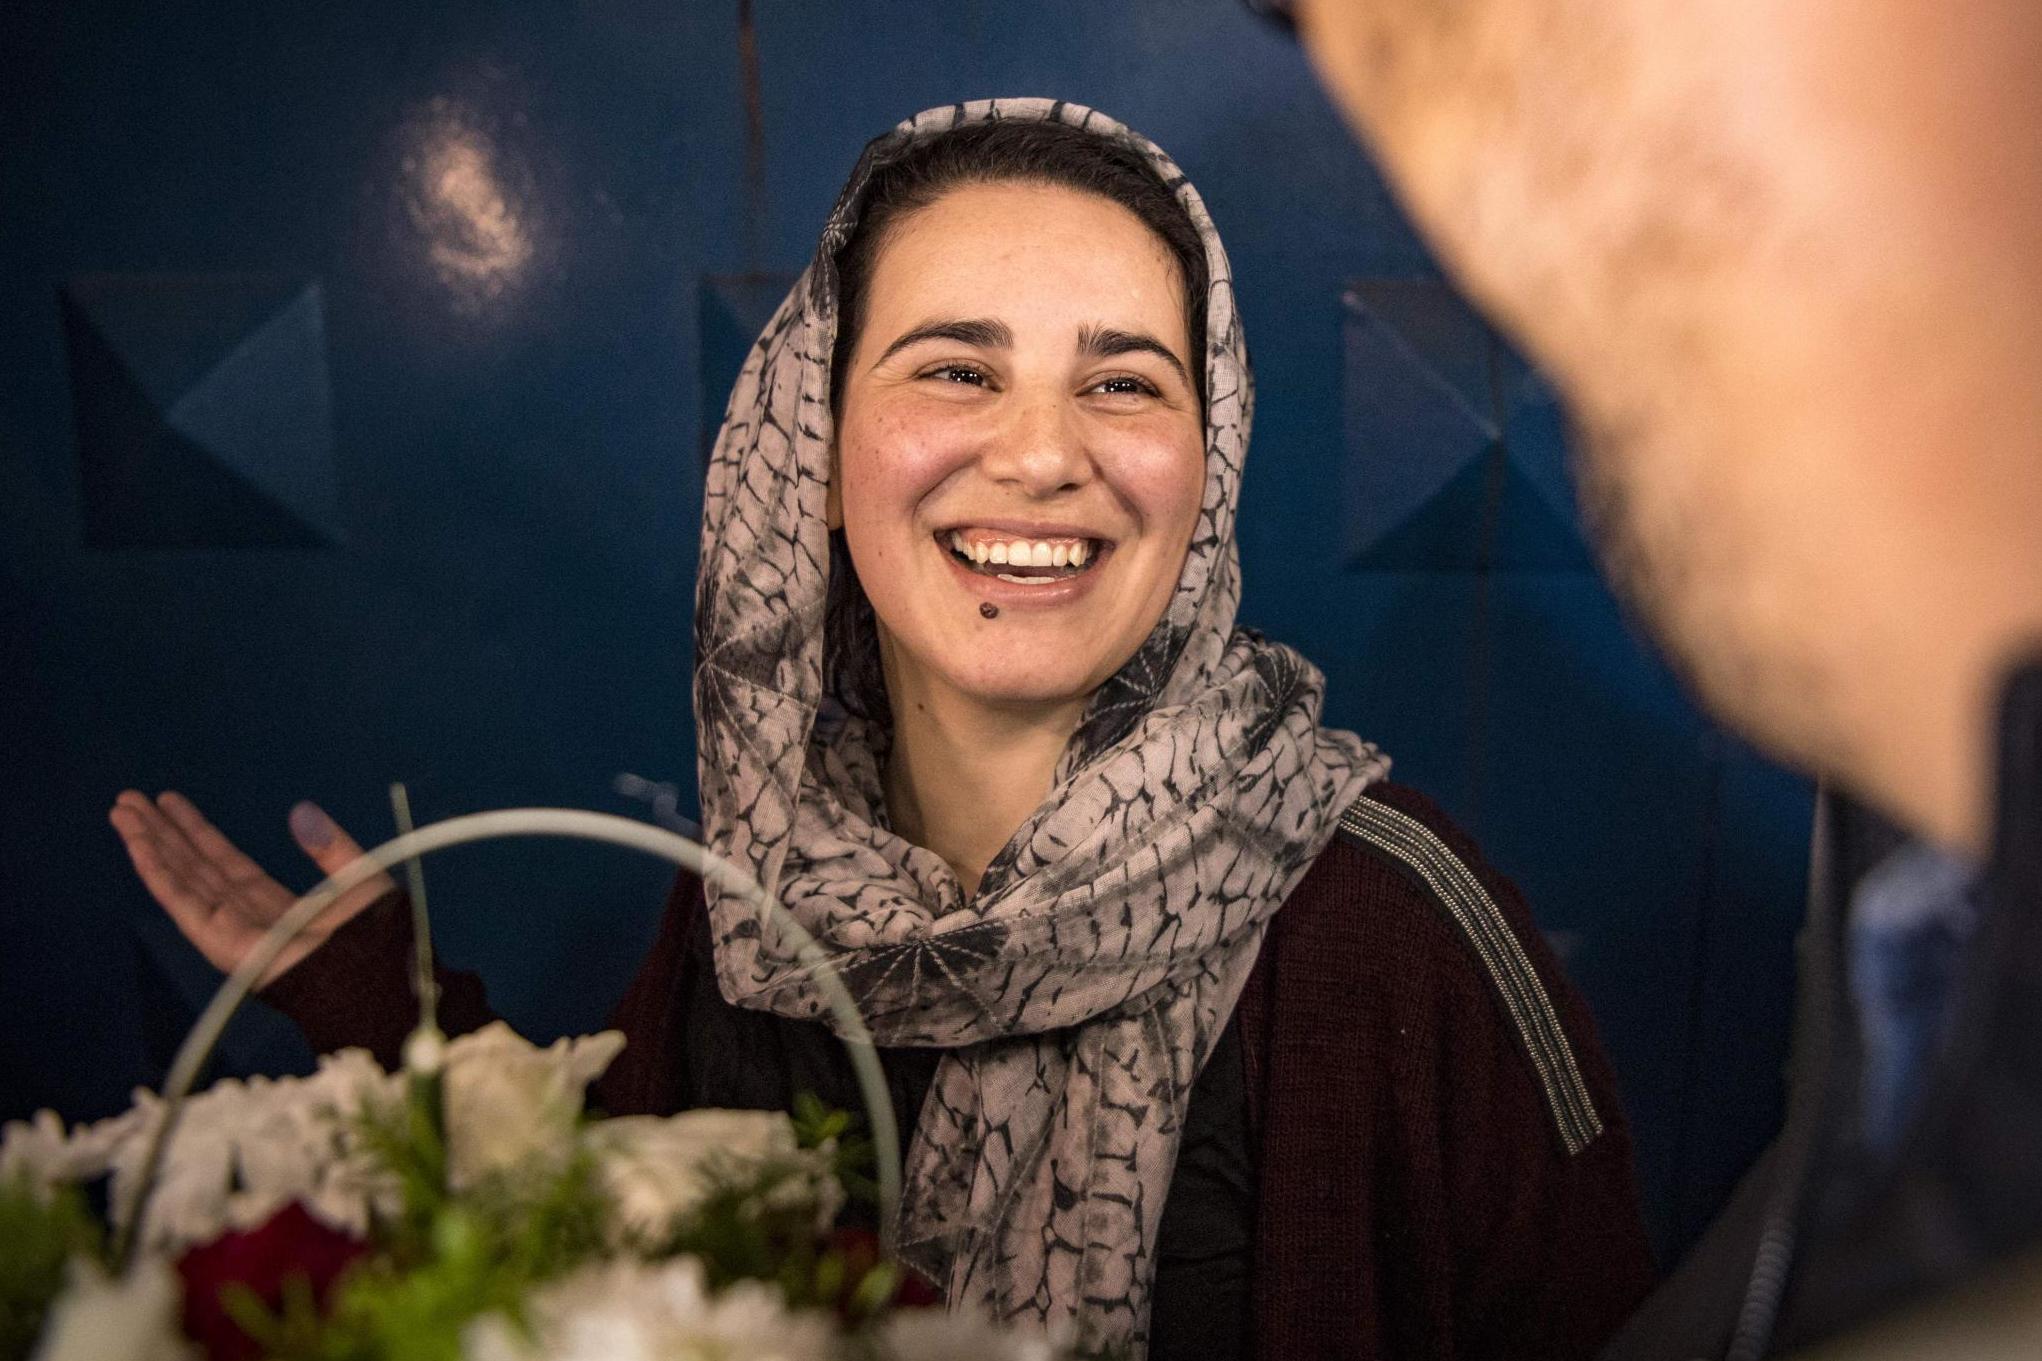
[109,791,396,988]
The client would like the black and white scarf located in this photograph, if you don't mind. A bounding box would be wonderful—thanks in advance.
[693,98,1385,1354]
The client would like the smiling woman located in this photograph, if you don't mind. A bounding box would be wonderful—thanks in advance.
[112,100,1654,1361]
[831,176,1208,886]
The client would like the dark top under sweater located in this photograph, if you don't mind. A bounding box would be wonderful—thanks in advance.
[265,781,1655,1359]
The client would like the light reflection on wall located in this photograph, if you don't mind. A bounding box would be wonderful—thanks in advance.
[398,96,536,313]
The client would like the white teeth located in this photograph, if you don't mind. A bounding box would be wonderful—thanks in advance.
[949,532,1101,571]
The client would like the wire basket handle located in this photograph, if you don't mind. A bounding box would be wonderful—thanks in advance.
[115,808,901,1267]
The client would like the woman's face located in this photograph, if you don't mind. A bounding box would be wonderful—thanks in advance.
[834,179,1206,713]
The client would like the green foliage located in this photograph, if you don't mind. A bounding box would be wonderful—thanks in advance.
[656,1118,897,1324]
[793,1091,877,1208]
[348,1072,451,1264]
[791,1091,852,1147]
[0,1176,103,1361]
[660,1155,834,1299]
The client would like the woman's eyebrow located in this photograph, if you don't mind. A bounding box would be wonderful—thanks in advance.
[1076,325,1191,386]
[872,317,1013,367]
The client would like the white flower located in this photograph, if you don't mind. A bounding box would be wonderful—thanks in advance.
[4,1047,401,1254]
[113,1047,403,1252]
[439,1023,625,1191]
[2,1103,149,1192]
[873,1310,1064,1361]
[1,1110,91,1191]
[463,1257,837,1361]
[218,1051,404,1237]
[107,1084,239,1252]
[5,1024,627,1250]
[30,1257,193,1361]
[588,1108,838,1246]
[5,1025,630,1249]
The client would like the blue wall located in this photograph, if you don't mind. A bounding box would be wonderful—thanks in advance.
[0,0,1809,1258]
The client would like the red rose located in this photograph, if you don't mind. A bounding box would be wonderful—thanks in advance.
[175,1202,369,1361]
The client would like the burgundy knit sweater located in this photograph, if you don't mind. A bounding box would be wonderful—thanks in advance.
[266,782,1654,1359]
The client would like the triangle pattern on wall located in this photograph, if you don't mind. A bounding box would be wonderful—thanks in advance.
[1353,443,1594,571]
[1342,277,1593,572]
[61,272,339,548]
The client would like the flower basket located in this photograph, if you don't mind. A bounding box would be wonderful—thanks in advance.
[1,809,1065,1361]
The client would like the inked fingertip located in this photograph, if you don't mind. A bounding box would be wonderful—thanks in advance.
[289,801,337,850]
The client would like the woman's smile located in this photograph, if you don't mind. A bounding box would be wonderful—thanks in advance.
[944,528,1100,576]
[936,525,1115,609]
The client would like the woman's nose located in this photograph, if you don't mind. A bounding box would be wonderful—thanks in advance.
[979,393,1093,496]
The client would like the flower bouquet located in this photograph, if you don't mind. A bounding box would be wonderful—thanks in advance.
[0,809,1063,1361]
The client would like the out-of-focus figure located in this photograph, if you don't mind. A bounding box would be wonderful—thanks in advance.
[1279,1,2042,1356]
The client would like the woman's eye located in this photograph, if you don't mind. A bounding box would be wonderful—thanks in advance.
[1091,375,1159,397]
[923,364,989,387]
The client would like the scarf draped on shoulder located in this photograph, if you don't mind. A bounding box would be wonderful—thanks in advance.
[694,97,1386,1356]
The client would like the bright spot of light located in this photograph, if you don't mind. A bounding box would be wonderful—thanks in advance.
[400,98,535,310]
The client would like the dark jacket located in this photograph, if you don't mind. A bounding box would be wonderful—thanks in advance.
[267,781,1654,1360]
[1601,661,2042,1359]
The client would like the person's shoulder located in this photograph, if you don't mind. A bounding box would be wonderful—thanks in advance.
[1298,783,1527,910]
[1288,781,1533,948]
[1281,780,1610,1157]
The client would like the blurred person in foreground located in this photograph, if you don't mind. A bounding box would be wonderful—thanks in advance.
[1271,0,2042,1356]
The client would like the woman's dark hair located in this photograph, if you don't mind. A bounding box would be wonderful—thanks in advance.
[829,119,1209,410]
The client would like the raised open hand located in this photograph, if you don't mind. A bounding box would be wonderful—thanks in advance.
[109,791,396,988]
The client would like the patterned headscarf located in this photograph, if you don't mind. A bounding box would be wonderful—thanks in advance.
[694,98,1385,1355]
